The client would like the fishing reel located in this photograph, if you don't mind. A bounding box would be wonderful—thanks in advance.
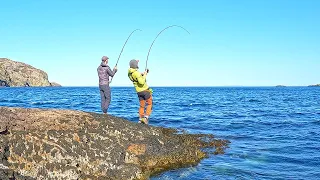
[141,69,149,76]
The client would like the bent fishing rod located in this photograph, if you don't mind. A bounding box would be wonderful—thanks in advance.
[109,29,142,84]
[145,25,190,72]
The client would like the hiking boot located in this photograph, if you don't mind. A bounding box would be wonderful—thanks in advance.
[139,117,146,124]
[144,116,149,125]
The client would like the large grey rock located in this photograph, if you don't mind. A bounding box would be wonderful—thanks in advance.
[0,107,230,180]
[0,58,59,87]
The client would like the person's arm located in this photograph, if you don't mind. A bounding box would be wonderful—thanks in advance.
[107,66,117,77]
[135,71,147,84]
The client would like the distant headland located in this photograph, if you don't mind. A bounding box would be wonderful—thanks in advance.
[308,84,320,87]
[276,85,320,87]
[0,58,61,87]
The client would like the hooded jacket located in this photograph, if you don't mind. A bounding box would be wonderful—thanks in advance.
[128,68,149,92]
[97,62,117,85]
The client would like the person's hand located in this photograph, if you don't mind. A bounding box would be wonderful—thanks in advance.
[113,66,118,71]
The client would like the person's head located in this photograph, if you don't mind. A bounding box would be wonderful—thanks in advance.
[101,56,109,64]
[129,59,139,69]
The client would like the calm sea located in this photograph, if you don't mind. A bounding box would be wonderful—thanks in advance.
[0,87,319,179]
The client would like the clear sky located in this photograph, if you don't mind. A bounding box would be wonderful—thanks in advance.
[1,0,319,86]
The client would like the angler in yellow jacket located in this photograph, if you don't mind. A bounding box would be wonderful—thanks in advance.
[128,59,153,124]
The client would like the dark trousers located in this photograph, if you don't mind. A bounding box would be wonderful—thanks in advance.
[99,85,111,113]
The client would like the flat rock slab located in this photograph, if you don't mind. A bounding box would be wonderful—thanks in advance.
[0,107,230,180]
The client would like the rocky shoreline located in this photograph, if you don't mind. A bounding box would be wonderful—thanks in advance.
[0,107,229,180]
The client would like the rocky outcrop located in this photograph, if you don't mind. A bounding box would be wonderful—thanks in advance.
[50,82,62,87]
[0,107,229,180]
[308,84,320,87]
[0,58,60,87]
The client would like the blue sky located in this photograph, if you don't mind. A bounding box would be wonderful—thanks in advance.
[1,0,319,86]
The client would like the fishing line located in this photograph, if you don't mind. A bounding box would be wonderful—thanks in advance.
[145,25,190,71]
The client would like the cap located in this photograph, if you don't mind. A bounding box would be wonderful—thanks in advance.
[101,56,109,61]
[129,59,139,68]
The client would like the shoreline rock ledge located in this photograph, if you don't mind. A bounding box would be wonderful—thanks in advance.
[0,107,230,180]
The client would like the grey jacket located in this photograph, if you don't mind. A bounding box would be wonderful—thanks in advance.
[97,62,117,85]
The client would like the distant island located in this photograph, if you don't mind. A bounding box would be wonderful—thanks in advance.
[0,58,61,87]
[308,84,320,87]
[276,85,286,87]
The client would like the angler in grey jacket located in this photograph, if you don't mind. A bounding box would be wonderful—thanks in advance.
[97,56,117,114]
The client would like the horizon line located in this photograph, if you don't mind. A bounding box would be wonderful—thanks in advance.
[42,85,318,88]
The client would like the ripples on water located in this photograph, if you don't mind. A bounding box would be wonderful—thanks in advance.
[0,87,319,179]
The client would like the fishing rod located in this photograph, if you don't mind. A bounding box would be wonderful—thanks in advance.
[145,25,190,71]
[110,29,142,84]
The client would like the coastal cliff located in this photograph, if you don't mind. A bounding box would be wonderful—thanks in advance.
[0,58,60,87]
[0,107,229,180]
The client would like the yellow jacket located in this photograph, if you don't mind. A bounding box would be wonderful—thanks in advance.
[128,68,149,92]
